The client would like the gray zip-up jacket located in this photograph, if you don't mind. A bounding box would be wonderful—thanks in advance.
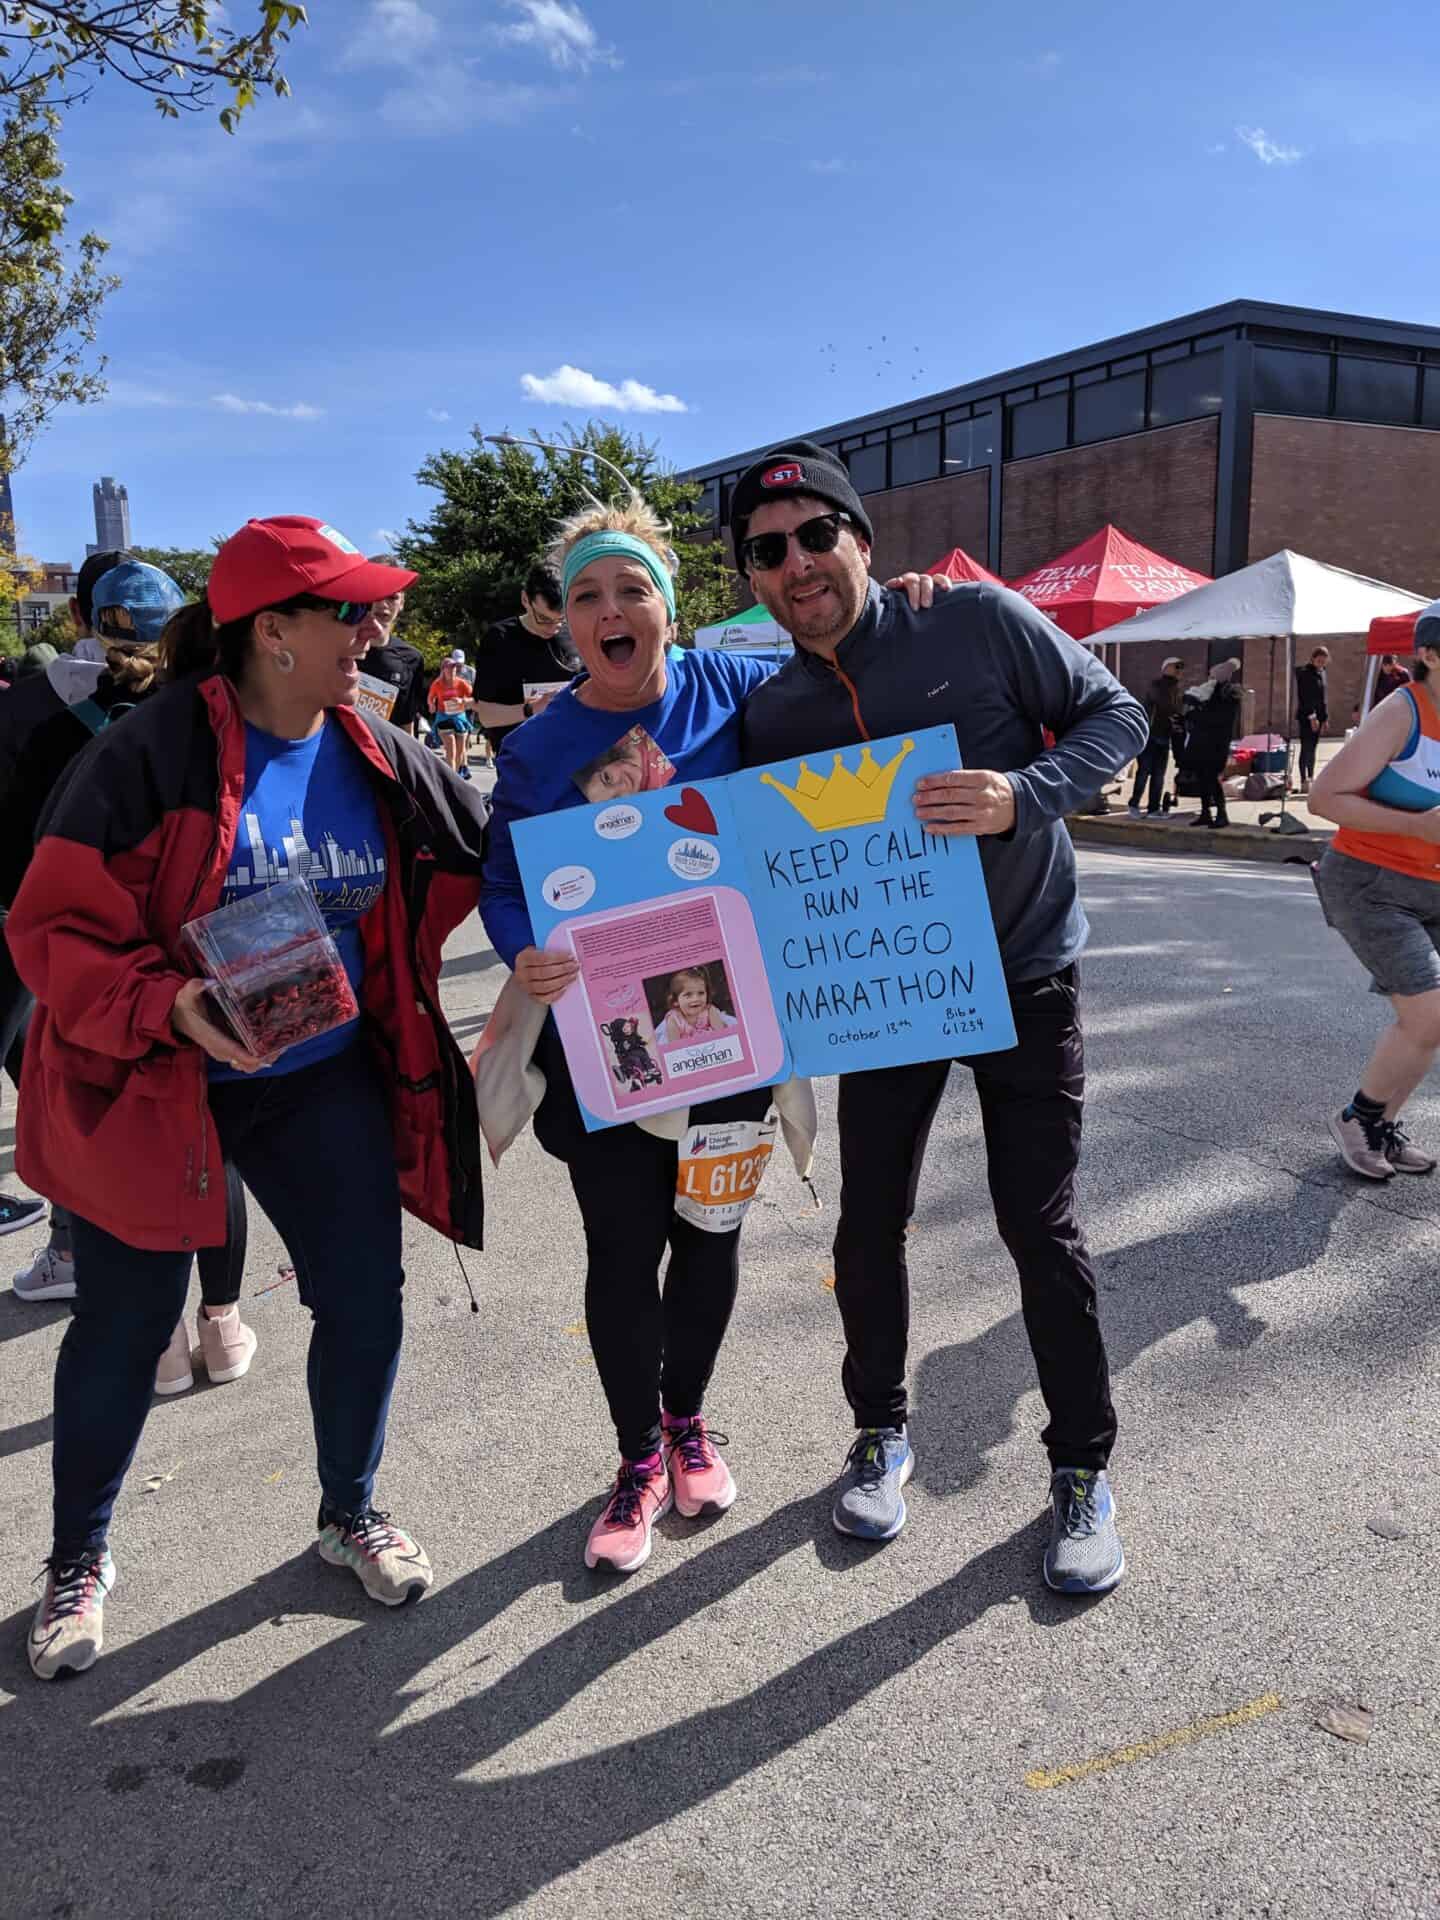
[740,580,1147,985]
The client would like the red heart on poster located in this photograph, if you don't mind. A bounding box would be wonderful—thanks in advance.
[663,787,718,836]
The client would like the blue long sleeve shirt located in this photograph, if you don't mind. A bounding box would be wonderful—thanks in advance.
[481,648,776,967]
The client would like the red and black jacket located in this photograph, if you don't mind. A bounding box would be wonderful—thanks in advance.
[7,673,488,1253]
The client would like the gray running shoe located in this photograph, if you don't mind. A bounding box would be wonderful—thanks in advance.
[1382,1119,1436,1175]
[1044,1468,1125,1595]
[832,1426,913,1540]
[1328,1108,1394,1181]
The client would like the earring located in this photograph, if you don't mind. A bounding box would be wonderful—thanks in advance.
[273,648,295,674]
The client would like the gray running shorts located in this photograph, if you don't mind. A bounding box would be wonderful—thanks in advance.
[1314,848,1440,998]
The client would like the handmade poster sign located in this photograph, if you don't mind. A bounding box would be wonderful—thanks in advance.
[512,723,1015,1131]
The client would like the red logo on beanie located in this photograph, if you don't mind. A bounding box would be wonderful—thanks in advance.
[761,463,803,488]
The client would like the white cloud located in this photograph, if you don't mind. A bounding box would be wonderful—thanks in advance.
[520,364,687,414]
[212,393,325,420]
[426,407,452,421]
[1236,125,1304,166]
[374,527,402,547]
[808,156,847,175]
[1030,49,1062,70]
[104,380,182,409]
[499,1,618,72]
[381,71,568,133]
[344,0,439,65]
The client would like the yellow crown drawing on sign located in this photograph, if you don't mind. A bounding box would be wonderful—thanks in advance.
[759,738,916,833]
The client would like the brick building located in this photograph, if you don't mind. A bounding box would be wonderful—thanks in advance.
[679,300,1440,734]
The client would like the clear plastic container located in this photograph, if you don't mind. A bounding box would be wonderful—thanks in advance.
[183,878,359,1065]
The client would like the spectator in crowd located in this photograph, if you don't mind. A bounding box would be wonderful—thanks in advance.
[1375,653,1412,706]
[355,563,426,735]
[11,516,488,1681]
[1,548,133,1241]
[733,439,1146,1595]
[472,563,580,759]
[1295,645,1330,792]
[1129,656,1185,815]
[1182,658,1243,829]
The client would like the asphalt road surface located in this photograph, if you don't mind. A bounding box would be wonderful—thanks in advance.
[1,846,1436,1920]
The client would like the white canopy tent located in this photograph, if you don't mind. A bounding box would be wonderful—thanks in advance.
[693,601,791,656]
[1108,552,1430,827]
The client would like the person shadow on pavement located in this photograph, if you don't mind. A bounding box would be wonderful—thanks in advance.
[0,1482,1084,1918]
[913,1174,1354,1500]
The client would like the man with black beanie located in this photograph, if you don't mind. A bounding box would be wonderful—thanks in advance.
[734,439,1146,1597]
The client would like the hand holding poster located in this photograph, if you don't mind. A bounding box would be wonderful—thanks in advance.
[512,725,1015,1131]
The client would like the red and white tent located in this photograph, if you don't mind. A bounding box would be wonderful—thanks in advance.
[1367,611,1420,656]
[1008,524,1211,639]
[928,545,1004,587]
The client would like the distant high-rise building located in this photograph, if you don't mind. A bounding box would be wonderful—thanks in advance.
[0,414,15,554]
[92,475,131,552]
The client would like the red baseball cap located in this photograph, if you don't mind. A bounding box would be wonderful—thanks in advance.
[207,516,417,623]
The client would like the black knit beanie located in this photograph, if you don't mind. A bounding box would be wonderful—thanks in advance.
[730,439,875,568]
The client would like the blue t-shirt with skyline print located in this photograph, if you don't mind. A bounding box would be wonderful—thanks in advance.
[210,717,385,1080]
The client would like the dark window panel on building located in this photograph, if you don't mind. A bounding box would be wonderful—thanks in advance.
[1150,341,1192,364]
[1253,346,1332,415]
[846,443,887,492]
[1073,370,1146,445]
[1074,366,1107,387]
[697,478,719,525]
[1149,349,1224,427]
[944,414,996,471]
[1110,354,1146,375]
[1338,334,1415,362]
[1008,391,1069,460]
[1423,369,1440,429]
[890,428,941,487]
[1334,355,1419,426]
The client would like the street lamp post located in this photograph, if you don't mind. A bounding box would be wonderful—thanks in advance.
[482,433,640,502]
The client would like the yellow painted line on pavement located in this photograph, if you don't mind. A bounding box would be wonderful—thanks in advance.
[1024,1691,1283,1791]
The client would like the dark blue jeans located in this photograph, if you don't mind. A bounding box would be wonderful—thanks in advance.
[1129,737,1170,812]
[51,1045,405,1562]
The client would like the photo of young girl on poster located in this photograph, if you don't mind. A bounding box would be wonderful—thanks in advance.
[650,964,739,1048]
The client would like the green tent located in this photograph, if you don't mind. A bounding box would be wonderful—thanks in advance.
[692,601,791,655]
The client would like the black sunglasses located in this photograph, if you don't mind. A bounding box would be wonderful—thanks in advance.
[267,592,373,628]
[740,511,852,575]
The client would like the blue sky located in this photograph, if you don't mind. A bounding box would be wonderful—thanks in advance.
[12,0,1440,563]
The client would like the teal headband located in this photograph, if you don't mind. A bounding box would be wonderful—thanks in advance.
[560,531,676,621]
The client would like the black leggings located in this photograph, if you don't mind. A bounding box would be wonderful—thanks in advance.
[564,1092,769,1460]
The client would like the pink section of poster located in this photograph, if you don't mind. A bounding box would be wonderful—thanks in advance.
[548,886,784,1124]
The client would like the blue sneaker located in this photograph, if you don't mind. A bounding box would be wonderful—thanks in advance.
[832,1426,913,1540]
[1043,1467,1125,1595]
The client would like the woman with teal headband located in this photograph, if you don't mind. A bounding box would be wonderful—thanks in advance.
[481,496,777,1575]
[481,497,943,1575]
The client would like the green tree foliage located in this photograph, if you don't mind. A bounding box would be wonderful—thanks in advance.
[396,421,738,648]
[0,84,116,468]
[0,4,307,124]
[0,5,307,471]
[15,600,72,649]
[130,542,213,597]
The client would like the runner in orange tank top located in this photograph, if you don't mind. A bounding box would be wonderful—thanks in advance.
[1310,601,1440,1180]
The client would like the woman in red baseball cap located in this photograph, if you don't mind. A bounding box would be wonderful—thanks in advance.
[8,516,489,1681]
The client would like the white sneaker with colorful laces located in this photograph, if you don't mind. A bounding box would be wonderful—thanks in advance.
[29,1551,115,1680]
[317,1509,432,1606]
